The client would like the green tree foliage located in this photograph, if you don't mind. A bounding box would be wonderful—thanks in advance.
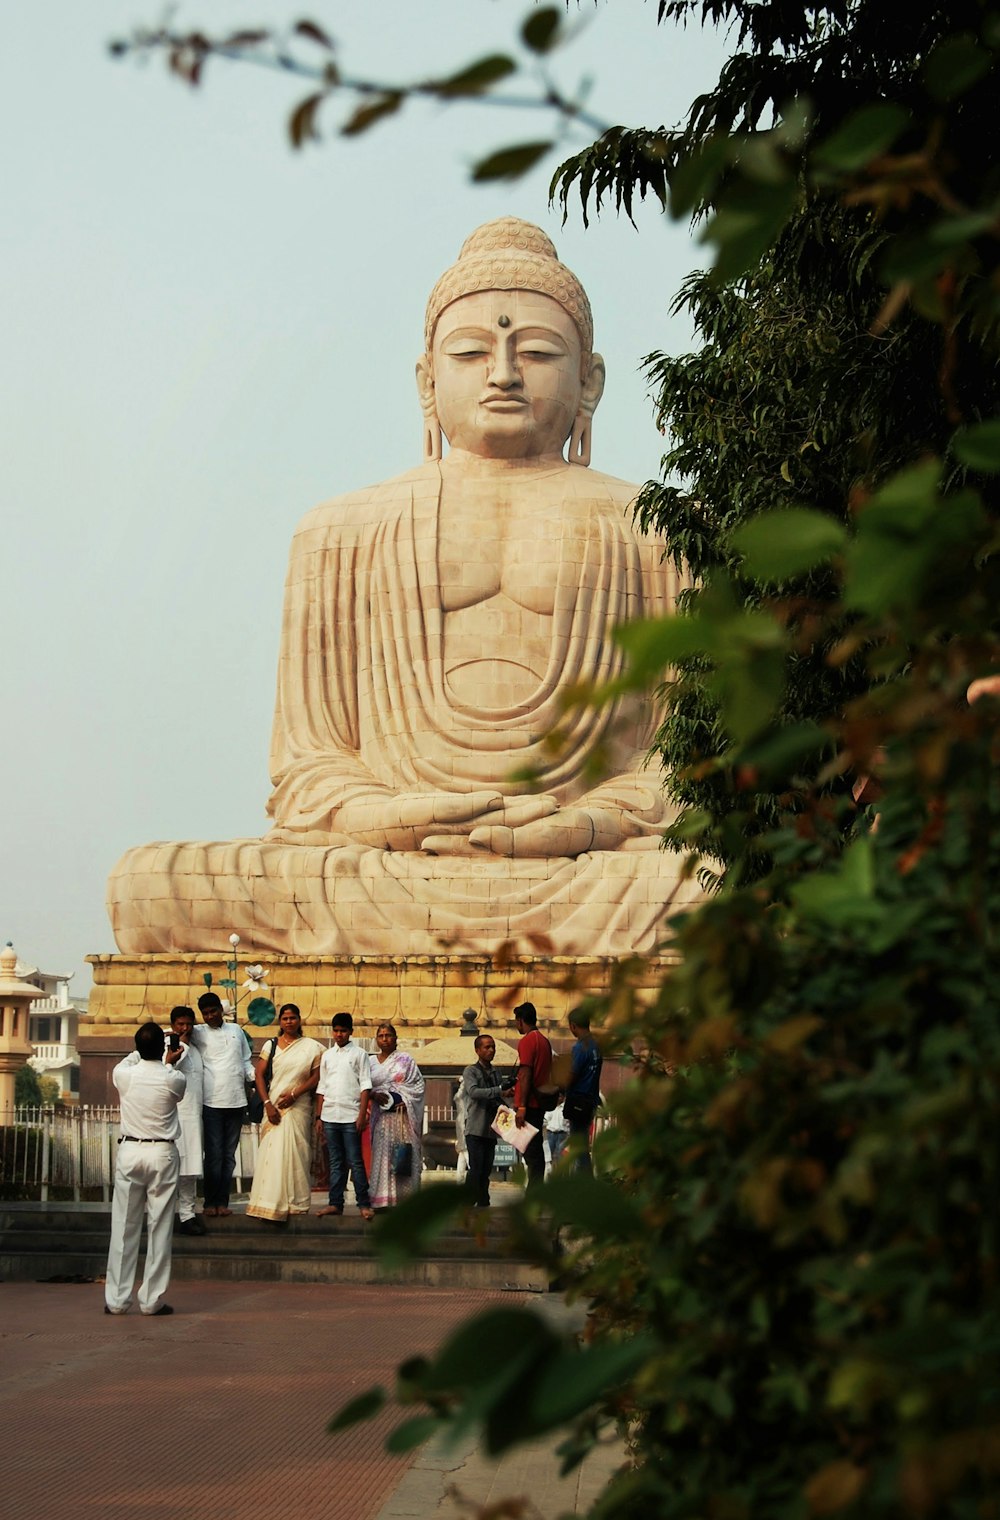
[14,1064,43,1107]
[109,7,608,176]
[638,195,1000,881]
[37,1075,62,1106]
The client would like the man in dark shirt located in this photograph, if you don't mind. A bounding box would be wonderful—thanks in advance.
[564,1008,603,1174]
[512,1001,552,1190]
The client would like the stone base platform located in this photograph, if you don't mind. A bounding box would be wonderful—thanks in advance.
[83,949,675,1035]
[79,949,675,1102]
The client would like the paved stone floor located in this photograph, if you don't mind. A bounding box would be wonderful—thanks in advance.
[375,1427,625,1519]
[0,1280,624,1520]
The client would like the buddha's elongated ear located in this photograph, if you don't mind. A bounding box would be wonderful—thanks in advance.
[415,355,442,462]
[569,353,606,468]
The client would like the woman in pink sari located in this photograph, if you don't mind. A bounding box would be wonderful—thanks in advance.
[368,1023,425,1209]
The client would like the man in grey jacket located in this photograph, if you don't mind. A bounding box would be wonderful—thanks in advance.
[460,1035,513,1208]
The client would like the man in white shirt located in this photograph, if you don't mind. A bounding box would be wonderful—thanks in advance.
[191,991,254,1216]
[314,1012,373,1219]
[543,1100,570,1173]
[105,1021,186,1316]
[167,1006,206,1234]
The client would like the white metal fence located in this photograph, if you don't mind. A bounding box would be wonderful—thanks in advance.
[0,1106,261,1203]
[1,1103,612,1201]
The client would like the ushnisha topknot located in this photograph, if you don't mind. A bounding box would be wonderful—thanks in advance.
[424,217,594,357]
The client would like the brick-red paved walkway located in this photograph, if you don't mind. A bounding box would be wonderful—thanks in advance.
[0,1281,510,1520]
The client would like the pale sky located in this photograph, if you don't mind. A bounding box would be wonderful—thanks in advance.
[2,1,728,989]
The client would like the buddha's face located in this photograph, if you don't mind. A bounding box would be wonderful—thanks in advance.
[425,290,592,460]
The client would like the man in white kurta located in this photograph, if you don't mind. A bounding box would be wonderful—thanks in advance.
[105,1021,186,1316]
[190,992,253,1215]
[167,1006,205,1234]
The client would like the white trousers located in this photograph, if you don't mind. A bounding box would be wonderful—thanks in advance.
[105,1141,180,1314]
[175,1175,198,1221]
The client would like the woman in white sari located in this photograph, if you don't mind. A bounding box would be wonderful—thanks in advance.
[247,1004,324,1223]
[368,1023,425,1209]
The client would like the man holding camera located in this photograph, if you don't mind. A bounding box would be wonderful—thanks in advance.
[104,1021,186,1317]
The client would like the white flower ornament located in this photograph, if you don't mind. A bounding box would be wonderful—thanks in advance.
[242,964,269,993]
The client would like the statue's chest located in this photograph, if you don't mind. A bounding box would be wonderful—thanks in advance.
[432,485,594,704]
[436,491,575,615]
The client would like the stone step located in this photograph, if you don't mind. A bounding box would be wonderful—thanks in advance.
[0,1200,547,1289]
[3,1222,521,1261]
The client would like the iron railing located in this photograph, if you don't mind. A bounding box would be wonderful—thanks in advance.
[0,1106,261,1203]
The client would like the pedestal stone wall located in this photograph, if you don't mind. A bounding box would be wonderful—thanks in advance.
[77,950,677,1104]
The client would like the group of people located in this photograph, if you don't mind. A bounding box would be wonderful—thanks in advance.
[245,1009,426,1224]
[103,994,599,1315]
[460,1002,603,1209]
[103,998,427,1315]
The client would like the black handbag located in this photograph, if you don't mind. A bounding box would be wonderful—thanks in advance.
[246,1038,278,1124]
[391,1140,414,1178]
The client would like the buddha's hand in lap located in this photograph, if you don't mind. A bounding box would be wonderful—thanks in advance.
[468,805,641,859]
[330,790,507,851]
[421,795,559,856]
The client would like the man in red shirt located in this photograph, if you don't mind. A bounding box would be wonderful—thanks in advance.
[512,1001,553,1190]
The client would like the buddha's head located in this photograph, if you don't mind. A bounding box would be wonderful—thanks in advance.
[417,219,605,466]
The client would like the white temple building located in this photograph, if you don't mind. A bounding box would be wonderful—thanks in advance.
[16,953,84,1100]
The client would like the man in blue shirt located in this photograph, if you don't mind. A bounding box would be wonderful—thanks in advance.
[564,1008,602,1174]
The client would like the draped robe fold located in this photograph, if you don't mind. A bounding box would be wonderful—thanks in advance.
[108,462,700,957]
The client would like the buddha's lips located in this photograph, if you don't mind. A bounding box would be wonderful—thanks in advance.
[480,393,528,409]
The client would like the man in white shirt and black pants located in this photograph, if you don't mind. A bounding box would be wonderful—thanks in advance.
[105,1021,186,1317]
[191,991,254,1216]
[314,1012,374,1220]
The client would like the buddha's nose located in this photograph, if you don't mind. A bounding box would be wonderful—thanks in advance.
[488,349,521,389]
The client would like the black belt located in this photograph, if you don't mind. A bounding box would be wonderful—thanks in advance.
[119,1135,175,1144]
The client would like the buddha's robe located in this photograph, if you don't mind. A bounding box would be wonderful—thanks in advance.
[108,462,700,956]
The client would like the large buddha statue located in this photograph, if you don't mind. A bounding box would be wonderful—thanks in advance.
[108,219,699,957]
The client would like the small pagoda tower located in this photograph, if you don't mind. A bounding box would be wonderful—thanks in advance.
[0,942,42,1114]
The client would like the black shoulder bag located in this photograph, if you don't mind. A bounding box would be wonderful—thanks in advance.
[246,1038,278,1125]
